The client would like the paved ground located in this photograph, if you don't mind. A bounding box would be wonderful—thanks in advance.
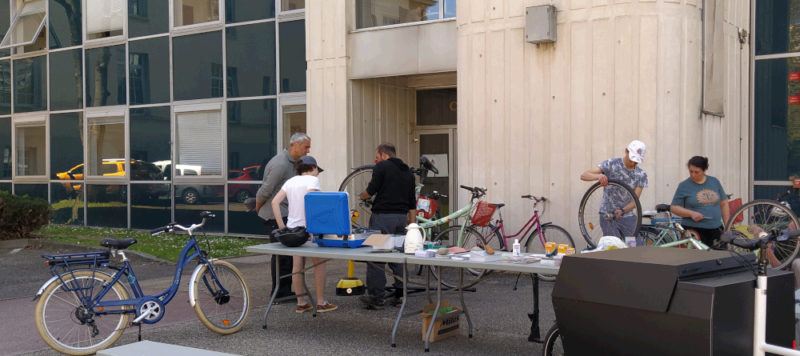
[2,240,557,356]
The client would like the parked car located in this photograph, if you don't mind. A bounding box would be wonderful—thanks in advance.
[175,185,224,205]
[228,169,258,203]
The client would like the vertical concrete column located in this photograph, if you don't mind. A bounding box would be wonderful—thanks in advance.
[306,0,350,191]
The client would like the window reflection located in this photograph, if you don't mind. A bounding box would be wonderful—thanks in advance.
[85,45,126,107]
[87,184,127,228]
[228,183,263,235]
[0,118,11,179]
[754,57,800,181]
[228,99,276,180]
[226,22,275,97]
[49,49,83,110]
[225,0,274,23]
[175,184,224,232]
[281,0,304,11]
[50,113,83,180]
[129,37,169,105]
[48,0,82,49]
[131,183,171,229]
[16,123,45,176]
[176,109,223,176]
[129,0,168,37]
[173,31,222,100]
[14,183,47,200]
[130,107,170,180]
[86,0,124,40]
[356,0,453,29]
[0,61,10,115]
[87,117,125,176]
[174,0,219,27]
[51,182,83,225]
[279,20,304,93]
[14,56,46,113]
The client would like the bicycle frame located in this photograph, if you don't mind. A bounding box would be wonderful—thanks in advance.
[488,209,544,250]
[416,199,477,245]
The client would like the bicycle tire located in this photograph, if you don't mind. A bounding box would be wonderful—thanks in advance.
[541,324,564,356]
[525,224,574,282]
[638,225,680,246]
[472,223,504,252]
[429,225,489,289]
[35,270,131,355]
[192,260,251,334]
[578,179,642,249]
[338,166,375,229]
[723,199,800,270]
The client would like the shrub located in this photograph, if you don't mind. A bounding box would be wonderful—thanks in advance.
[0,191,51,240]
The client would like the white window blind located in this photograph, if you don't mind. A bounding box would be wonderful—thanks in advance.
[86,0,124,37]
[176,110,222,176]
[0,0,46,49]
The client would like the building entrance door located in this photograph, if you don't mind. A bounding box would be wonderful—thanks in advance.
[414,129,455,217]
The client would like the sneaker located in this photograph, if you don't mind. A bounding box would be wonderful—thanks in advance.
[359,295,385,310]
[388,296,404,307]
[316,303,338,313]
[296,303,312,313]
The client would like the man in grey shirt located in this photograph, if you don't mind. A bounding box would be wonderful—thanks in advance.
[255,133,311,300]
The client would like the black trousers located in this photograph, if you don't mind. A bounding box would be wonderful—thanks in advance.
[365,213,407,298]
[264,217,292,296]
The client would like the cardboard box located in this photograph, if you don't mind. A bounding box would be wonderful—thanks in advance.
[363,234,404,250]
[421,300,461,342]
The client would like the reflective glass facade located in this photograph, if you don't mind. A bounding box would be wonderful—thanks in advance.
[0,1,305,235]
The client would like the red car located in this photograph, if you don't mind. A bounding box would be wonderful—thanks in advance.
[228,168,260,203]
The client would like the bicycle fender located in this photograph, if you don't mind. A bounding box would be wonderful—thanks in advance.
[33,270,115,301]
[188,259,219,307]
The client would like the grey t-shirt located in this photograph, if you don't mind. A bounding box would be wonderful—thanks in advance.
[598,158,648,216]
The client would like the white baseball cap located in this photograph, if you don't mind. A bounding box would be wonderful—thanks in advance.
[627,140,646,164]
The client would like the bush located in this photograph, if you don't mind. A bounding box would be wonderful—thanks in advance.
[0,191,51,240]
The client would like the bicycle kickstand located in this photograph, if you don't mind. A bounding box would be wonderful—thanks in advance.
[512,273,522,291]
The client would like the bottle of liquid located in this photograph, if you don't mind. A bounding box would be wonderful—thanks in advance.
[512,239,521,257]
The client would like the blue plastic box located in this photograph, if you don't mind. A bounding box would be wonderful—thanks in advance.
[304,192,351,236]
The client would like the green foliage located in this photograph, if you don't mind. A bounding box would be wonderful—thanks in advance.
[0,191,51,240]
[34,224,263,262]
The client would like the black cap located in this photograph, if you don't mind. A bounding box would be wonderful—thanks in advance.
[299,155,323,172]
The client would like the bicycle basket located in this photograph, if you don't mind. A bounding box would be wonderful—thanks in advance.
[728,198,743,224]
[470,201,496,227]
[416,196,439,219]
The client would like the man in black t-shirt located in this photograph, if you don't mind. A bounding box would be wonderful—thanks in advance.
[358,143,416,310]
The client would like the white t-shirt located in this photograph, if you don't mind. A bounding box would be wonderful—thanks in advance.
[280,175,321,228]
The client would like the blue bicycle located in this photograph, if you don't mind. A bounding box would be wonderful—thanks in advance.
[33,211,251,355]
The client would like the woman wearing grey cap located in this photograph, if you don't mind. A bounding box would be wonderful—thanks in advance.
[271,155,337,313]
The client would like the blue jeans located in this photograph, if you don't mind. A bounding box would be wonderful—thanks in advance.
[365,213,407,298]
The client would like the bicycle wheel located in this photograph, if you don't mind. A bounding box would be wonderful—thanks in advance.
[471,223,504,252]
[430,225,489,289]
[723,199,800,269]
[638,226,679,246]
[541,324,564,356]
[338,166,374,229]
[35,270,131,355]
[578,179,642,249]
[192,260,251,334]
[524,224,575,255]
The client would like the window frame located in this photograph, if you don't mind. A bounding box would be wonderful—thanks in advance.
[0,0,47,51]
[12,112,47,180]
[84,106,127,182]
[170,0,224,35]
[83,0,127,47]
[172,100,226,183]
[351,0,455,32]
[277,0,304,20]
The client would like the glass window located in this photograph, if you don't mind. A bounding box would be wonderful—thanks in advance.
[175,184,223,231]
[48,0,81,49]
[131,183,170,229]
[129,37,169,105]
[130,106,169,180]
[444,0,455,18]
[416,88,456,125]
[0,183,11,193]
[279,20,305,93]
[86,0,123,40]
[0,1,10,56]
[0,60,10,114]
[281,105,305,150]
[0,0,46,49]
[228,183,262,234]
[0,118,10,179]
[87,116,125,176]
[228,99,276,176]
[86,45,126,107]
[87,184,127,227]
[173,31,222,101]
[174,0,219,27]
[51,182,83,224]
[226,22,275,97]
[128,0,168,37]
[755,0,800,56]
[50,112,82,180]
[15,122,45,176]
[13,55,46,113]
[356,0,448,29]
[176,108,222,176]
[281,0,304,11]
[754,57,800,181]
[225,0,273,23]
[49,48,82,110]
[14,183,46,199]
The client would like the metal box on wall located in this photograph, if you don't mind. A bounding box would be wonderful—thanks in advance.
[525,5,557,43]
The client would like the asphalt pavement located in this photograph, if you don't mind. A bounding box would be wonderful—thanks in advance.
[2,239,556,356]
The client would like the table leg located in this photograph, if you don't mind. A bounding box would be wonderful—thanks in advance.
[262,254,282,329]
[424,265,442,352]
[300,257,316,317]
[458,267,473,338]
[391,262,408,347]
[425,266,432,304]
[528,273,541,342]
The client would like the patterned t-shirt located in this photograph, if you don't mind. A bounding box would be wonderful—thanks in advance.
[670,176,726,229]
[598,158,648,216]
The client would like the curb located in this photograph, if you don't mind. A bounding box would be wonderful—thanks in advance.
[25,238,174,264]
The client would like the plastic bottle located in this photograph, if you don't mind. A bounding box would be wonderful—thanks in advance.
[512,239,521,257]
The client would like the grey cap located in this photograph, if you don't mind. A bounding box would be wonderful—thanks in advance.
[299,155,323,172]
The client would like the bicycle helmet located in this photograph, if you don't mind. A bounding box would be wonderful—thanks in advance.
[271,227,309,247]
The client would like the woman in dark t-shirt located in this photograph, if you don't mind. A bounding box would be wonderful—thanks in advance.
[670,156,730,247]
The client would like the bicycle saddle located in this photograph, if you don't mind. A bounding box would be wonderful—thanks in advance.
[490,203,505,209]
[656,204,671,212]
[100,238,138,250]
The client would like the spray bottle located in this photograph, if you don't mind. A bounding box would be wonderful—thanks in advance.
[512,239,521,257]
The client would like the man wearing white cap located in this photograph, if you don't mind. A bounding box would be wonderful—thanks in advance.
[580,140,649,238]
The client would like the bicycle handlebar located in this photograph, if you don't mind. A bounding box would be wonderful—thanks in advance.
[721,229,800,251]
[150,211,215,236]
[521,195,547,202]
